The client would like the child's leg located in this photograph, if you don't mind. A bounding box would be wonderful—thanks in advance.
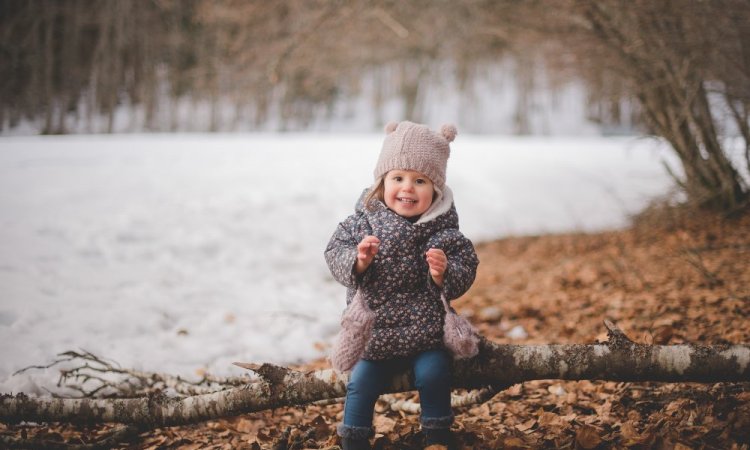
[413,349,454,445]
[338,359,390,441]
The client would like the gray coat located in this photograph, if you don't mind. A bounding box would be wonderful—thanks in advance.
[325,191,479,360]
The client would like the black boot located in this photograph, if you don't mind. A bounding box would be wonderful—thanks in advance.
[338,424,373,450]
[424,427,454,449]
[341,436,371,450]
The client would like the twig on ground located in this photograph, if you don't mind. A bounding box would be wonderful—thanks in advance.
[380,386,500,414]
[15,350,252,399]
[0,424,141,450]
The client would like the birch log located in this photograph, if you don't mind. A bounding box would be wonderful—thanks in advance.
[2,323,749,427]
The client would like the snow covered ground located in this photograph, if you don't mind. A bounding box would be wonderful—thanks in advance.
[0,133,676,395]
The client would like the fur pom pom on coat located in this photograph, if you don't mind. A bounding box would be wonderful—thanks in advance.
[330,291,375,372]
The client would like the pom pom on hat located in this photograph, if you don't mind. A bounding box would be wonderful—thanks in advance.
[441,124,457,142]
[384,122,398,133]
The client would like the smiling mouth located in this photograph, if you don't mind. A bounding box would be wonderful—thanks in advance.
[397,197,417,204]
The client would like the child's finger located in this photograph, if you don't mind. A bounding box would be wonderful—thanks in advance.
[364,236,380,245]
[359,239,376,250]
[426,248,446,259]
[427,258,447,266]
[429,258,445,267]
[358,242,380,261]
[426,253,446,264]
[360,237,380,255]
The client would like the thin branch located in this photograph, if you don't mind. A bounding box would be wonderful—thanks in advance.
[0,424,140,450]
[679,247,724,287]
[16,350,251,399]
[380,386,500,414]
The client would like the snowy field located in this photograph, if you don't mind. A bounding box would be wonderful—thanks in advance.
[0,133,676,395]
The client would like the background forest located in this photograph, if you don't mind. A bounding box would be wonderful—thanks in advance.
[4,0,636,135]
[2,0,749,208]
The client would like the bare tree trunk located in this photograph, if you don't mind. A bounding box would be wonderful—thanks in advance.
[574,0,749,209]
[42,3,55,135]
[513,54,534,135]
[2,324,748,427]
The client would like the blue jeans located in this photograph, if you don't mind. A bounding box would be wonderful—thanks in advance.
[338,349,454,438]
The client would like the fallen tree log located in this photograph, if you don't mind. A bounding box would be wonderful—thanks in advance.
[2,322,748,427]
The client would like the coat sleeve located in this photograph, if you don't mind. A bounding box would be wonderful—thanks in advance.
[324,213,365,289]
[428,230,479,301]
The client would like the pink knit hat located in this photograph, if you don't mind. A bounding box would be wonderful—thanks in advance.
[374,121,457,190]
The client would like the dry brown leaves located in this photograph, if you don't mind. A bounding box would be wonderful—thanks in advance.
[2,207,749,449]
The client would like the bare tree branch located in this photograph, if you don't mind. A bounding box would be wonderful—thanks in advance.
[2,322,748,427]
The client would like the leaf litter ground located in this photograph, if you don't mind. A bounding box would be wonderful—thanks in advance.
[3,207,749,449]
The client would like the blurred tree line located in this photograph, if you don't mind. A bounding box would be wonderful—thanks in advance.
[1,0,571,135]
[0,0,748,208]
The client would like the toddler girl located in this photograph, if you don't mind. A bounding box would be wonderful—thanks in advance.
[325,121,479,450]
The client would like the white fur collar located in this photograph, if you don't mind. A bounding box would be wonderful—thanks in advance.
[415,185,454,225]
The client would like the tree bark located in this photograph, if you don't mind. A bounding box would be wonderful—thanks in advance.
[2,323,748,427]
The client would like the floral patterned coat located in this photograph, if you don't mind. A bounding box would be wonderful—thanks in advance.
[325,190,479,360]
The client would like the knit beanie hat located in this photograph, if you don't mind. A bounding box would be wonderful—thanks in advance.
[374,121,457,190]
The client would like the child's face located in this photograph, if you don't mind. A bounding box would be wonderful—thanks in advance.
[383,169,435,218]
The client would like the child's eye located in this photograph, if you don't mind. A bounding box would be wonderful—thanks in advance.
[393,176,403,182]
[416,179,426,184]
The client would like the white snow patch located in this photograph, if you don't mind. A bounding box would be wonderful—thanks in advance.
[507,325,529,340]
[0,133,679,395]
[548,384,567,396]
[655,346,693,375]
[721,346,750,374]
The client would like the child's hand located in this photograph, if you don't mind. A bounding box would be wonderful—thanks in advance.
[355,235,380,274]
[426,248,447,287]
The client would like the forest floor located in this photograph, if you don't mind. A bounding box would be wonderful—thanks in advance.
[3,205,750,449]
